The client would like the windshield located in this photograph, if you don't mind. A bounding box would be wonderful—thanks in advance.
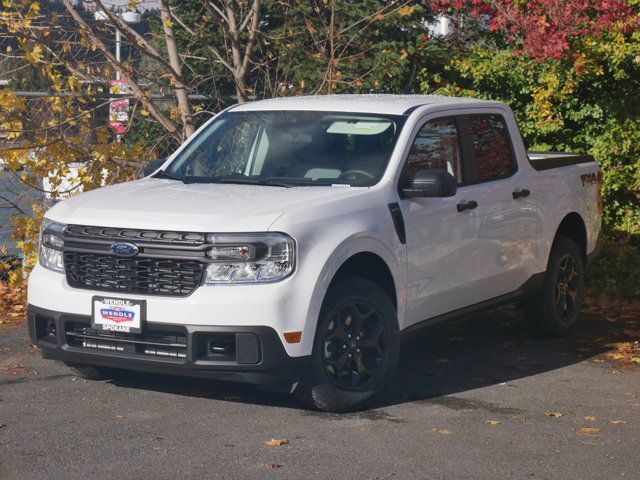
[163,110,406,187]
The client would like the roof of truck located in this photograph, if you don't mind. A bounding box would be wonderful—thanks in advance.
[229,94,503,115]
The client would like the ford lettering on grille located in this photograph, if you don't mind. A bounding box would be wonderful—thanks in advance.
[110,242,139,257]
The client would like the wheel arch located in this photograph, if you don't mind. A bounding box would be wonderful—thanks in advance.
[330,252,398,312]
[553,212,587,260]
[303,236,405,347]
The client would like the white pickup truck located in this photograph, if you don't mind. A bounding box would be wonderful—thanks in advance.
[28,95,602,412]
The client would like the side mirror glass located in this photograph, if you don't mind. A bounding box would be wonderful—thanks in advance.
[141,158,166,178]
[402,169,457,198]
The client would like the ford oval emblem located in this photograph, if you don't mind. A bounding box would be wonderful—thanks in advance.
[110,242,139,257]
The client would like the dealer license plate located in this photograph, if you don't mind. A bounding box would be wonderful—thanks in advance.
[91,296,146,334]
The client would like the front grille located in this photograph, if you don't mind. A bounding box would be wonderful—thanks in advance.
[64,252,204,296]
[64,224,205,245]
[65,322,187,359]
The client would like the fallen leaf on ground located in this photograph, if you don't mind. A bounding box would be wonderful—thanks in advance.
[631,358,640,364]
[577,427,600,436]
[0,422,6,428]
[485,420,501,425]
[610,420,627,425]
[265,438,289,447]
[545,412,564,418]
[432,428,452,435]
[584,416,597,421]
[592,359,605,363]
[1,363,31,375]
[265,463,283,469]
[115,415,125,420]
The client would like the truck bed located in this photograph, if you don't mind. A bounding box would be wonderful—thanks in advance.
[527,151,595,171]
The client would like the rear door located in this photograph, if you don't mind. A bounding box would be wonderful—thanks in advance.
[398,116,488,327]
[459,112,541,298]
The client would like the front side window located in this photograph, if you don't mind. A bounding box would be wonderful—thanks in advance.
[467,114,516,181]
[406,117,463,183]
[164,111,405,187]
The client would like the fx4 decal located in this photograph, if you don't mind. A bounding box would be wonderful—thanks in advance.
[580,172,597,186]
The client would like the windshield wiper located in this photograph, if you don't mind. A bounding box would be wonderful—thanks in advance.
[216,177,292,188]
[153,169,185,182]
[269,177,338,187]
[154,173,293,187]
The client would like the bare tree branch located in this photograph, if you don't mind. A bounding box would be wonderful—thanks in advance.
[61,0,182,141]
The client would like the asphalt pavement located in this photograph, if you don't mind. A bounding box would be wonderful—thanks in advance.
[1,308,638,480]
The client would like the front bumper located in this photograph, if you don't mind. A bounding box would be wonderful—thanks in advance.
[28,305,309,386]
[27,263,315,357]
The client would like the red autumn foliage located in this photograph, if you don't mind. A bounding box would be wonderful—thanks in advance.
[430,0,640,60]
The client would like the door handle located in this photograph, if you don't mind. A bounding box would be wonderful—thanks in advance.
[512,188,530,199]
[457,200,478,212]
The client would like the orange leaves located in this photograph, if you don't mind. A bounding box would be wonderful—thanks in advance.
[577,287,640,369]
[265,438,289,447]
[603,341,640,367]
[0,281,27,320]
[1,363,31,375]
[545,412,564,418]
[397,5,417,17]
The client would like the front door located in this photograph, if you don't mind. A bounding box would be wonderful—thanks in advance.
[398,116,486,327]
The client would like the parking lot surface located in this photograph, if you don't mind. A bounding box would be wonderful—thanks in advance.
[1,309,638,480]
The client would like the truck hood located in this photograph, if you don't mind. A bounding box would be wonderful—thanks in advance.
[46,178,360,232]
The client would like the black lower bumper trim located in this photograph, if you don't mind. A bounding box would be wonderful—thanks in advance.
[28,304,309,386]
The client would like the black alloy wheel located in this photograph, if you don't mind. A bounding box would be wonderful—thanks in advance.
[296,277,399,412]
[322,300,387,390]
[555,254,581,321]
[525,236,585,337]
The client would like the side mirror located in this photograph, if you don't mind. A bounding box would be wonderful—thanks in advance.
[402,169,457,198]
[141,158,166,178]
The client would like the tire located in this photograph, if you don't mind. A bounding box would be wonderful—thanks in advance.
[525,236,585,337]
[64,362,121,381]
[295,277,400,413]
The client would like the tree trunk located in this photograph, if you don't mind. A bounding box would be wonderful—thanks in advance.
[159,0,196,139]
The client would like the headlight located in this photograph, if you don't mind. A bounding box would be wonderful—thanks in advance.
[204,233,295,284]
[39,219,67,273]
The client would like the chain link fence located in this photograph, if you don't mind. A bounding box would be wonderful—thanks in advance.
[0,90,229,277]
[0,93,80,279]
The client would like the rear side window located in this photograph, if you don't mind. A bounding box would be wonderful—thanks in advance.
[467,114,516,181]
[406,117,463,183]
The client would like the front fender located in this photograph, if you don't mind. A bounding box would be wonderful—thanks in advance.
[297,234,406,355]
[268,189,407,356]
